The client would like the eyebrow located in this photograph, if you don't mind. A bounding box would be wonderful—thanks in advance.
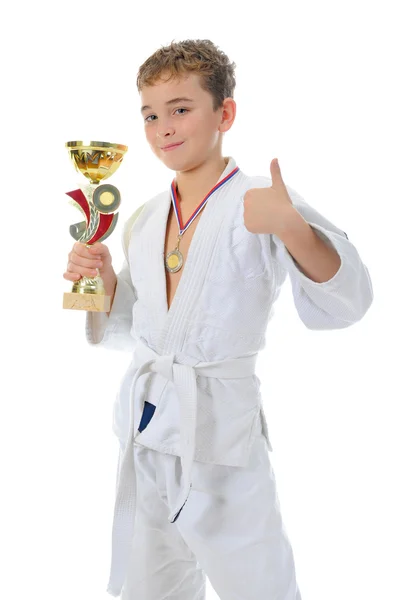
[141,97,195,113]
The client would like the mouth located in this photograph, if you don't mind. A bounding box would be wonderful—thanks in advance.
[160,142,184,152]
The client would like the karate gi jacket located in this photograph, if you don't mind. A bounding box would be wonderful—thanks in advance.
[85,157,374,596]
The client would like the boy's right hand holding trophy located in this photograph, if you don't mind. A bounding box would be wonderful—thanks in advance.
[63,241,117,310]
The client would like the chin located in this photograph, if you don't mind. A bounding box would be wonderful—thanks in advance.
[161,156,196,173]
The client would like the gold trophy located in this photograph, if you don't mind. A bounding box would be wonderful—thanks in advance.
[63,141,128,312]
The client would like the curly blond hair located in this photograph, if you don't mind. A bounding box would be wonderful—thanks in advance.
[137,39,236,111]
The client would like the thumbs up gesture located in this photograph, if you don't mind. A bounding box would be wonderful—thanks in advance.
[243,158,296,235]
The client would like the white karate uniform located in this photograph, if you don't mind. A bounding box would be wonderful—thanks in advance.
[86,157,373,599]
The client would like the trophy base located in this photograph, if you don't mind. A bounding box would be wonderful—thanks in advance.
[63,292,111,312]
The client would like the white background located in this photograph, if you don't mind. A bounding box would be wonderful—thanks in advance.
[1,1,398,599]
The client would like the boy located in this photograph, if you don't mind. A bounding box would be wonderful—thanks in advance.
[64,39,373,599]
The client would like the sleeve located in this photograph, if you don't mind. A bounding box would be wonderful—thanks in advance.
[270,184,374,330]
[85,259,137,351]
[84,205,146,351]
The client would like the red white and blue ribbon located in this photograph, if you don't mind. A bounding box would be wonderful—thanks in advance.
[170,165,240,235]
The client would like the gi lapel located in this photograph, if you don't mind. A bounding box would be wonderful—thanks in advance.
[158,158,247,356]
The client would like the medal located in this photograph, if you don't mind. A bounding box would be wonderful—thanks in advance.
[164,164,240,273]
[165,235,184,273]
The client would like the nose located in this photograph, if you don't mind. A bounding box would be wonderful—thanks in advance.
[156,120,175,139]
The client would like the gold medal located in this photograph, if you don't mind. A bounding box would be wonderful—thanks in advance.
[165,234,184,272]
[165,248,183,273]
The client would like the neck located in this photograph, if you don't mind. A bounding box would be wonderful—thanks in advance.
[174,155,229,206]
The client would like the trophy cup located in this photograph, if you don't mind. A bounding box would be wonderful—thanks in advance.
[63,141,128,312]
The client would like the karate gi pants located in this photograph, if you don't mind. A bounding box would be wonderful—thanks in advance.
[119,402,302,600]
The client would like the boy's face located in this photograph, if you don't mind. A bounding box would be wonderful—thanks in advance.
[140,73,233,173]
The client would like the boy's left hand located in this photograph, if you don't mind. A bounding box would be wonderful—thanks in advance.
[243,158,296,235]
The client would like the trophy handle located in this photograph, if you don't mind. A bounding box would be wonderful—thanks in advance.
[63,188,116,312]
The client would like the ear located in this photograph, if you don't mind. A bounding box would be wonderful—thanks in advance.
[218,98,236,133]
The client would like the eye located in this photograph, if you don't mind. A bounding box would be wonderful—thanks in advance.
[144,108,188,123]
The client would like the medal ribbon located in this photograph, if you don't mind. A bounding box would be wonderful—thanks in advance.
[170,165,240,235]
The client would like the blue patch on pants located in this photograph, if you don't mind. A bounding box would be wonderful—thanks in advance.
[138,401,156,432]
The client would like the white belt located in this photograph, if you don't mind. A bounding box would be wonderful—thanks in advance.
[106,338,259,597]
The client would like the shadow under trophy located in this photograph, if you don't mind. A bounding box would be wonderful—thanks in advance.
[63,140,128,312]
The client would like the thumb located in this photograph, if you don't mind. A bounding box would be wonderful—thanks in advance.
[270,158,285,188]
[88,242,109,256]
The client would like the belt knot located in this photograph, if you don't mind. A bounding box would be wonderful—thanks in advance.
[148,353,176,382]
